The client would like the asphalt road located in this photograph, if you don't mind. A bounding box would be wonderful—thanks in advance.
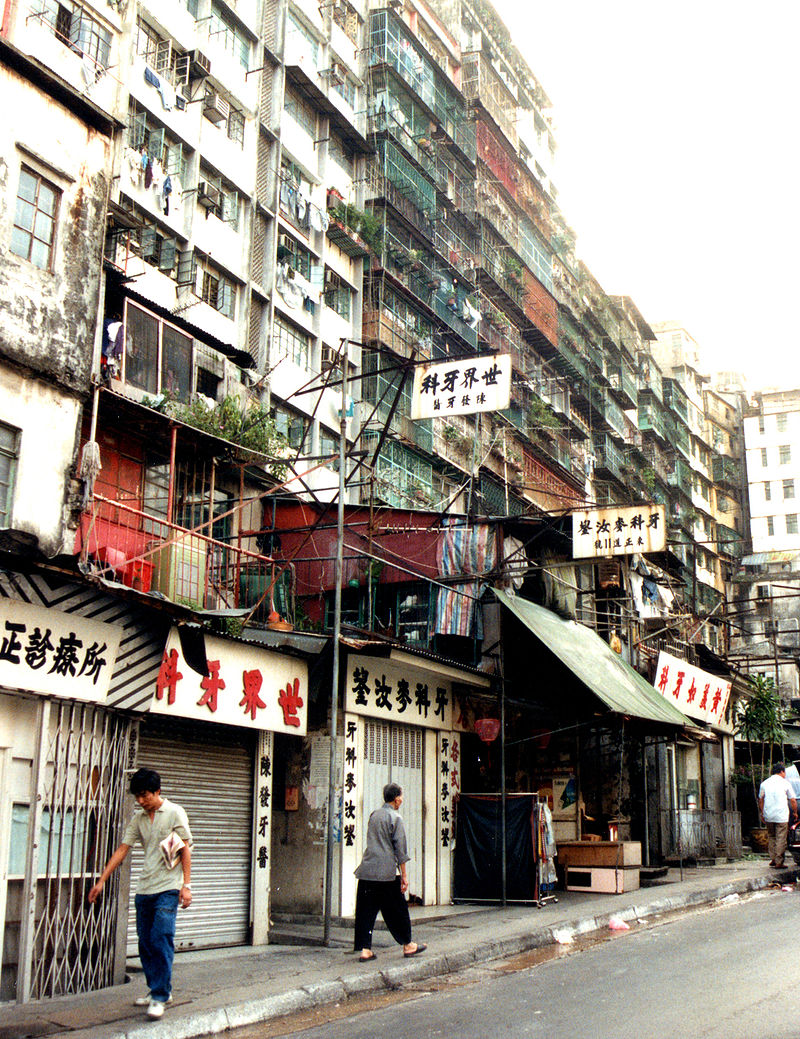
[239,887,800,1039]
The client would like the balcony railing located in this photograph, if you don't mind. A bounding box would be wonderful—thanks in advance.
[712,454,739,489]
[593,433,625,482]
[79,496,295,623]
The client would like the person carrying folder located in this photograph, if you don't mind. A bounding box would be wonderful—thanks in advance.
[88,768,193,1019]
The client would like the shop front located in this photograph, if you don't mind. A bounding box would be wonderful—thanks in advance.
[133,627,309,950]
[0,569,163,1004]
[338,646,492,915]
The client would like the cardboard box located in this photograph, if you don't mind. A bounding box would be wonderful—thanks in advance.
[565,865,640,894]
[557,841,642,869]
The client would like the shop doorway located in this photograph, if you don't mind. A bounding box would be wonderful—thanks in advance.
[362,720,424,900]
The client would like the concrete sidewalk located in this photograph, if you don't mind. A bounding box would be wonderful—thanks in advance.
[4,859,795,1039]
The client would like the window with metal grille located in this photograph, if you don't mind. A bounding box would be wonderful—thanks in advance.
[780,444,791,465]
[0,421,20,526]
[11,167,59,271]
[199,260,235,318]
[123,299,193,398]
[788,514,798,535]
[209,3,251,68]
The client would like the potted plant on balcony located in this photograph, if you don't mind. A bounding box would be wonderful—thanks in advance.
[734,674,787,851]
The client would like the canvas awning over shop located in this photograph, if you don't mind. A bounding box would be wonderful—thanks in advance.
[495,589,690,727]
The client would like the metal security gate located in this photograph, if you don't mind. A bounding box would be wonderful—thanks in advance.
[13,700,133,1002]
[362,720,424,899]
[128,721,254,953]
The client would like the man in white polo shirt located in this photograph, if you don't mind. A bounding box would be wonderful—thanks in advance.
[88,768,192,1020]
[758,761,797,868]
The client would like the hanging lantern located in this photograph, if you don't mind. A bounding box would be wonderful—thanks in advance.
[474,718,501,743]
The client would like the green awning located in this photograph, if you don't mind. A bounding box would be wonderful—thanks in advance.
[495,590,690,727]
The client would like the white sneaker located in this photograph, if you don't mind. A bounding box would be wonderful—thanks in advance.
[135,993,172,1007]
[147,1001,165,1019]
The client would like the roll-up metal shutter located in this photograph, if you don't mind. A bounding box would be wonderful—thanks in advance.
[127,719,254,953]
[362,720,424,901]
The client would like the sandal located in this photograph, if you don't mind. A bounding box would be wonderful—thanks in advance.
[403,943,426,958]
[359,952,377,962]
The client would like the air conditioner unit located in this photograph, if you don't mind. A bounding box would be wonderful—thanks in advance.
[189,50,211,79]
[329,62,346,85]
[197,181,222,209]
[203,91,230,124]
[321,344,339,371]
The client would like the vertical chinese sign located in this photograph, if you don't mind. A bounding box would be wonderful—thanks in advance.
[653,650,731,727]
[252,730,273,943]
[437,731,460,899]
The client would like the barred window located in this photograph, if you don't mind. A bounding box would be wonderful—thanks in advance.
[0,421,20,527]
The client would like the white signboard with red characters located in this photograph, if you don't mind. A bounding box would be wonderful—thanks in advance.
[653,650,731,727]
[149,627,308,734]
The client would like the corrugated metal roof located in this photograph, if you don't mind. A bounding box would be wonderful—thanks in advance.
[741,551,800,566]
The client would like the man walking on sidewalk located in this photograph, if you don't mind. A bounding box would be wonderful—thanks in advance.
[88,768,193,1020]
[758,761,797,868]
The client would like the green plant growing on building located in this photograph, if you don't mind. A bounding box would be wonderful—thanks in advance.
[642,467,656,491]
[528,396,561,433]
[149,394,290,478]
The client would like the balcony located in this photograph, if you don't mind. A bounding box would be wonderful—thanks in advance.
[712,454,739,489]
[608,365,638,409]
[79,497,295,622]
[593,433,625,483]
[717,523,743,559]
[638,401,669,443]
[667,457,693,495]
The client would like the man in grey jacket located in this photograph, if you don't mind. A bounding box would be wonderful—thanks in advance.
[353,782,426,962]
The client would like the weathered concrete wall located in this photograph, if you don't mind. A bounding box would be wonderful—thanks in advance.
[0,362,81,555]
[0,61,111,396]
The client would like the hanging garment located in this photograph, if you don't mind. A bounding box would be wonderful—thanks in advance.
[162,174,172,215]
[150,159,164,194]
[296,187,308,224]
[143,156,153,188]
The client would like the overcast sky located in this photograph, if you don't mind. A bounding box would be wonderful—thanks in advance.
[491,0,800,390]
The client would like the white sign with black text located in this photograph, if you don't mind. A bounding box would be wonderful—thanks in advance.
[572,503,667,558]
[410,354,511,419]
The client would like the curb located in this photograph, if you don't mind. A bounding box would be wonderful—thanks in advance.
[108,871,788,1039]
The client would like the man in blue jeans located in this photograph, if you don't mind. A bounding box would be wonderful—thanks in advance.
[89,768,193,1019]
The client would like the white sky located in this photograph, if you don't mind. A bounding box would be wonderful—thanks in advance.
[491,0,800,390]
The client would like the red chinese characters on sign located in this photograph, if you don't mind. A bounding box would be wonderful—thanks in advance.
[653,651,731,726]
[240,669,266,721]
[156,649,182,705]
[151,633,307,732]
[197,660,225,713]
[278,677,304,728]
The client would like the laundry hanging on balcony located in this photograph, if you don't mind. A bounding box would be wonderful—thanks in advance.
[432,519,497,639]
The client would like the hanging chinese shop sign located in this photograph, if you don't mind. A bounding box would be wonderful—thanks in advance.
[572,504,666,559]
[345,653,489,730]
[0,598,121,702]
[653,650,731,727]
[149,627,308,734]
[410,354,511,420]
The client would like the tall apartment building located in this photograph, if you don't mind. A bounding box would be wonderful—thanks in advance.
[732,388,800,702]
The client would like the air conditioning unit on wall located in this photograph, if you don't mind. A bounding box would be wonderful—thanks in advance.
[198,181,222,209]
[189,49,211,79]
[203,91,230,124]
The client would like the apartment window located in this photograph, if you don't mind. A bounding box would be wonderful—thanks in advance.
[319,429,339,464]
[198,165,240,229]
[331,75,357,110]
[756,584,770,600]
[37,0,111,68]
[276,234,312,279]
[767,516,775,536]
[227,106,245,147]
[780,444,792,465]
[784,479,795,499]
[777,413,788,432]
[788,514,799,535]
[328,134,354,177]
[209,4,251,69]
[758,415,765,433]
[270,403,306,449]
[283,86,317,137]
[200,263,235,319]
[123,300,193,398]
[323,269,352,320]
[761,447,768,466]
[765,481,772,501]
[11,168,59,270]
[0,422,20,526]
[273,316,311,367]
